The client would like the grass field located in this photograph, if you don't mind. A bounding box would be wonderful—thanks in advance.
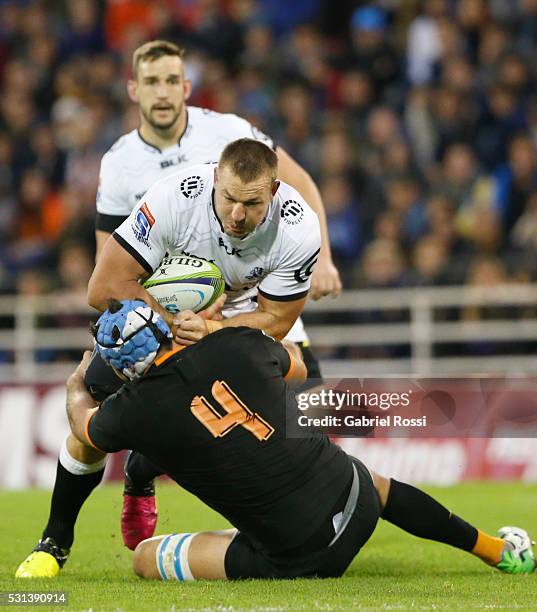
[0,482,536,611]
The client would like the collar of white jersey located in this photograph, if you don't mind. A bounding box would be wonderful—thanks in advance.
[135,109,190,154]
[210,188,272,244]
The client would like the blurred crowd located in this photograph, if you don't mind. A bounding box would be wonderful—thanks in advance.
[1,0,537,306]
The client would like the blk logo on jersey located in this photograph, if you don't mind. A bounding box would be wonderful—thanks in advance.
[294,248,320,283]
[281,200,304,225]
[132,202,155,247]
[180,175,204,199]
[218,237,242,257]
[161,155,187,169]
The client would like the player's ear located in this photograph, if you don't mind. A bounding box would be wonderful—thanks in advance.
[127,79,139,103]
[271,180,280,196]
[214,167,219,183]
[183,78,192,101]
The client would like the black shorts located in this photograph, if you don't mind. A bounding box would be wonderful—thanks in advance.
[84,348,123,402]
[297,342,323,391]
[224,458,380,580]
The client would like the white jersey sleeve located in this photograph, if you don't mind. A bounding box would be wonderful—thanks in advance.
[96,141,131,218]
[113,177,177,273]
[221,113,274,150]
[258,203,321,300]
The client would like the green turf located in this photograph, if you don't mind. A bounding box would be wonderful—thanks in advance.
[0,482,536,611]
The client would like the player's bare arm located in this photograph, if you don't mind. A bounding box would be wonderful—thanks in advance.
[65,352,104,461]
[281,339,308,385]
[88,236,171,321]
[276,147,342,300]
[95,230,112,259]
[173,292,307,345]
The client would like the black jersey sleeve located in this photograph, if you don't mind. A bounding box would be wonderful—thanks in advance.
[257,331,292,377]
[86,395,127,453]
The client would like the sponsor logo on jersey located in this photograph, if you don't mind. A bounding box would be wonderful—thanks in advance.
[135,192,145,201]
[180,175,205,199]
[132,202,155,247]
[281,199,304,225]
[178,249,216,264]
[161,154,188,169]
[161,256,204,268]
[218,237,242,257]
[245,267,266,281]
[294,248,320,283]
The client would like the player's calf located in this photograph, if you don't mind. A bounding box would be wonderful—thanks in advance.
[15,435,107,578]
[371,471,535,574]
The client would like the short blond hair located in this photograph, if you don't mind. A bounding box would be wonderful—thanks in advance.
[219,138,278,183]
[132,40,185,79]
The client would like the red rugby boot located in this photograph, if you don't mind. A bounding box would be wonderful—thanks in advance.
[121,452,158,550]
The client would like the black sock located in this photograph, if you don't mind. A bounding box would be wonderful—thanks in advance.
[382,479,478,551]
[125,452,163,491]
[42,461,104,550]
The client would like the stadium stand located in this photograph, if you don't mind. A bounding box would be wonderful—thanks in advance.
[0,0,536,366]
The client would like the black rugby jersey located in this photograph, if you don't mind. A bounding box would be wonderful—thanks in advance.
[87,327,352,553]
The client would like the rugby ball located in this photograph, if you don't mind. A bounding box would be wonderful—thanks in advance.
[143,256,225,314]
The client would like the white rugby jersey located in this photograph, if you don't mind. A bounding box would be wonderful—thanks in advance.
[113,163,321,317]
[96,106,274,233]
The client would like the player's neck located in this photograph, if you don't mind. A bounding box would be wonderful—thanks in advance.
[138,111,187,151]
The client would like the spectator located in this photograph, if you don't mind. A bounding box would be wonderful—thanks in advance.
[360,107,402,176]
[343,5,401,104]
[430,143,482,208]
[406,0,446,86]
[355,239,406,289]
[476,84,527,171]
[385,175,427,245]
[320,173,361,282]
[332,69,375,140]
[406,234,450,286]
[494,134,537,232]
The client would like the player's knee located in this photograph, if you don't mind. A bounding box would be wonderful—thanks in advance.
[133,540,155,579]
[66,434,105,465]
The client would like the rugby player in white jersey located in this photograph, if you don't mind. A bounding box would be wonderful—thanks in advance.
[90,140,320,342]
[15,138,323,578]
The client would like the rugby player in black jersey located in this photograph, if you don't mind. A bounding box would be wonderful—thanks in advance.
[16,300,535,579]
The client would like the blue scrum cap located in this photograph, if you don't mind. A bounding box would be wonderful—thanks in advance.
[93,299,172,381]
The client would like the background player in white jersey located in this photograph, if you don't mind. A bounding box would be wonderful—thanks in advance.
[95,39,341,304]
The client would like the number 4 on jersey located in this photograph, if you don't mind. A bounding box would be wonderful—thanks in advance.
[191,380,275,441]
